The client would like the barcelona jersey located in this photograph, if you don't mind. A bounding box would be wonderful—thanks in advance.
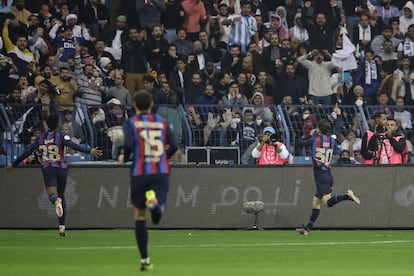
[123,113,178,177]
[312,135,339,171]
[12,131,92,169]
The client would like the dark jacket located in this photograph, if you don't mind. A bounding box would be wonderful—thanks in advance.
[301,5,341,51]
[80,2,110,25]
[100,28,128,48]
[168,68,191,103]
[162,1,184,29]
[279,73,308,104]
[185,83,205,104]
[146,37,169,72]
[121,39,148,73]
[261,45,281,72]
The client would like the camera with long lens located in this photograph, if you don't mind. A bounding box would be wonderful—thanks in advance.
[375,125,387,135]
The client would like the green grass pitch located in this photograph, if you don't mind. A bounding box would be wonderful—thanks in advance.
[1,229,413,275]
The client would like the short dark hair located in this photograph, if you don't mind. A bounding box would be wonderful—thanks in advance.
[244,108,253,114]
[382,25,392,32]
[46,114,60,130]
[388,17,399,25]
[229,44,241,50]
[364,48,374,55]
[134,90,153,111]
[176,56,186,63]
[40,65,51,71]
[39,79,51,88]
[240,0,250,7]
[143,75,155,83]
[317,119,331,135]
[176,27,186,34]
[373,112,386,120]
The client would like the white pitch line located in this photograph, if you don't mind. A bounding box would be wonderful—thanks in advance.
[155,239,414,248]
[1,240,414,251]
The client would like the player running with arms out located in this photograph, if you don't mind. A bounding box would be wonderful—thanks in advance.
[118,90,178,272]
[296,119,360,236]
[5,114,103,236]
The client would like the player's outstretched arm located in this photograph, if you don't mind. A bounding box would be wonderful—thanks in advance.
[63,138,102,158]
[90,147,103,158]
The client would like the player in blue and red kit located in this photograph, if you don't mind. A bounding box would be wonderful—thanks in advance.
[5,114,102,236]
[296,119,360,236]
[118,90,178,271]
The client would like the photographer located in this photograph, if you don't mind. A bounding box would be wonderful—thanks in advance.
[361,112,385,164]
[252,126,289,165]
[366,116,407,164]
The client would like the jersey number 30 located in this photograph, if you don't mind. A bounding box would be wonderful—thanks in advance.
[315,147,333,166]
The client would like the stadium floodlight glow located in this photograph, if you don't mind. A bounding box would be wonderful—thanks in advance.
[242,201,265,230]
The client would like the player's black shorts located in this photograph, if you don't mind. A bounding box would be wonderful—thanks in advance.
[130,174,169,209]
[313,169,333,199]
[42,167,68,195]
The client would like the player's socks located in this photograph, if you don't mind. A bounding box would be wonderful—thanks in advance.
[140,258,154,271]
[146,190,162,224]
[135,220,148,260]
[59,225,66,237]
[150,206,162,225]
[305,208,320,231]
[49,194,58,204]
[327,194,350,207]
[141,257,150,264]
[145,190,158,209]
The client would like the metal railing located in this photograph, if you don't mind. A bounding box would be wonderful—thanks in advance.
[1,103,413,165]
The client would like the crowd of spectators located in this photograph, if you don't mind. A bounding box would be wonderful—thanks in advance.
[0,0,413,164]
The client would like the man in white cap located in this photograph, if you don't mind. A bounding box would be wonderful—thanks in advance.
[66,13,90,40]
[49,14,90,43]
[99,57,112,73]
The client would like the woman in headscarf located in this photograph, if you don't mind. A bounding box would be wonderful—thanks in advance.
[269,13,290,41]
[275,6,288,28]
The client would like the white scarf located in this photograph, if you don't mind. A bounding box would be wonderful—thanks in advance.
[292,26,309,42]
[10,47,33,63]
[358,24,371,41]
[403,37,414,57]
[365,60,377,85]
